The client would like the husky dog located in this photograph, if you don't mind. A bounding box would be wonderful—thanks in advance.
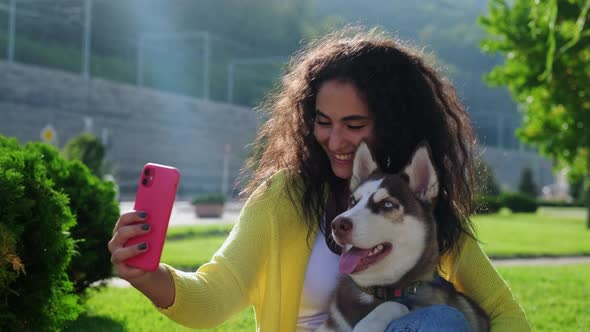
[316,142,489,332]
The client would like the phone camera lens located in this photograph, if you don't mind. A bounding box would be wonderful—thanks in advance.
[142,178,148,186]
[144,168,150,176]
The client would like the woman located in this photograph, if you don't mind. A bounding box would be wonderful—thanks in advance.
[108,28,530,331]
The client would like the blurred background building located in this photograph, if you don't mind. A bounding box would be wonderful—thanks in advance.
[0,0,556,198]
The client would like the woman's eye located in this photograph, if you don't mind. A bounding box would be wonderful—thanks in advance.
[316,120,331,126]
[347,124,365,130]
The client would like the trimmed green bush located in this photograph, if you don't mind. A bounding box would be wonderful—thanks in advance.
[537,200,585,208]
[500,192,539,213]
[29,142,119,294]
[192,193,226,205]
[0,135,82,331]
[472,194,503,214]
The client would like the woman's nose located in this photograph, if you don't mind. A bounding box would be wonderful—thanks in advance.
[328,127,346,151]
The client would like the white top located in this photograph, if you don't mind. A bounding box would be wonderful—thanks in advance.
[296,230,342,331]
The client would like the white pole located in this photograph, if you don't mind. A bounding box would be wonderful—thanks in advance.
[203,32,210,100]
[227,62,235,103]
[137,35,145,86]
[7,0,16,63]
[221,144,231,197]
[82,0,92,78]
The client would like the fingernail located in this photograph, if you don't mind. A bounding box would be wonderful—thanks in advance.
[138,242,147,250]
[141,223,150,231]
[137,211,148,218]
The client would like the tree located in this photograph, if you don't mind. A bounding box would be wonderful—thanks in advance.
[479,0,590,228]
[62,133,107,178]
[518,167,539,197]
[475,157,502,196]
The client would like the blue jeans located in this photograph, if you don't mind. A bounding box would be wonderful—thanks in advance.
[384,305,473,332]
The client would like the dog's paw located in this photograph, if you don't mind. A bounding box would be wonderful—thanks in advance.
[353,302,410,332]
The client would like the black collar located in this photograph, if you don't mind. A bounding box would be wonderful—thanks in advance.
[358,280,423,301]
[357,272,445,301]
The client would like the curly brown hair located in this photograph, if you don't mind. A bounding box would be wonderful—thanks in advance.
[242,28,476,255]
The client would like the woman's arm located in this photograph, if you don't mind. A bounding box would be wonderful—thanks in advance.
[442,236,531,332]
[151,182,276,328]
[108,172,282,329]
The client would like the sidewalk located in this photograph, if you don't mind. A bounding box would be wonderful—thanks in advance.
[492,256,590,266]
[119,200,242,226]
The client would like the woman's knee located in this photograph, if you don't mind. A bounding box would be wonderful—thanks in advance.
[384,304,472,332]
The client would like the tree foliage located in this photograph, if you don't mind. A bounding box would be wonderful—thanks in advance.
[518,167,539,197]
[0,135,81,331]
[479,0,590,177]
[479,0,590,226]
[63,133,107,178]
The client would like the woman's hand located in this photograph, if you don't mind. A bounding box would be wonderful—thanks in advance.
[107,211,176,308]
[108,210,152,281]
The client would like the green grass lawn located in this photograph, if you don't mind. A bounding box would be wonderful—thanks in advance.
[64,287,255,331]
[474,209,590,258]
[65,208,590,331]
[162,225,233,270]
[497,264,590,332]
[65,264,590,332]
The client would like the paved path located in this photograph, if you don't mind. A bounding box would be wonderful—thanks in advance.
[492,256,590,266]
[119,200,242,226]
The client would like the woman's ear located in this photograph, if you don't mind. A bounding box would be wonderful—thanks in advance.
[350,141,378,192]
[403,143,438,202]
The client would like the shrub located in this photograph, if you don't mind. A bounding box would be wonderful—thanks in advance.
[29,142,119,294]
[500,192,539,213]
[475,158,501,196]
[192,193,226,205]
[0,135,82,331]
[62,133,107,178]
[517,167,538,197]
[569,178,584,202]
[537,200,585,208]
[472,194,503,214]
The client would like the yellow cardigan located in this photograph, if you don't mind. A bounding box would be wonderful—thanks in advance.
[157,170,530,331]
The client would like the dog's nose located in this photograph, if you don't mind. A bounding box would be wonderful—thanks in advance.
[332,217,353,237]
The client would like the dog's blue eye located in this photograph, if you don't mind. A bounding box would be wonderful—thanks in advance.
[349,196,358,207]
[382,201,399,210]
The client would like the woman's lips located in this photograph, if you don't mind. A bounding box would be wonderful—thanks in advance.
[331,152,353,164]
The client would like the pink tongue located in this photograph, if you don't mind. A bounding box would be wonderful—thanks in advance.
[339,247,372,274]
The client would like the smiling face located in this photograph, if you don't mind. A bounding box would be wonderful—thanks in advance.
[313,80,376,179]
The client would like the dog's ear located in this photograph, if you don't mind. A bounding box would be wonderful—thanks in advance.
[403,143,438,202]
[350,141,378,192]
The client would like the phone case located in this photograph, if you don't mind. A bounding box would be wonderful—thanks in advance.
[124,163,180,271]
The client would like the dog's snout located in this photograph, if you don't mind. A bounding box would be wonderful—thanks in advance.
[332,217,353,237]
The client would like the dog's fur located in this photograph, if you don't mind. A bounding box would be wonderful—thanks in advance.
[316,142,489,332]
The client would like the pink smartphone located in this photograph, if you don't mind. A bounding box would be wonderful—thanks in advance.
[124,163,180,271]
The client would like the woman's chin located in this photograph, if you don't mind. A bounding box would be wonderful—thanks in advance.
[331,165,352,179]
[333,170,352,179]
